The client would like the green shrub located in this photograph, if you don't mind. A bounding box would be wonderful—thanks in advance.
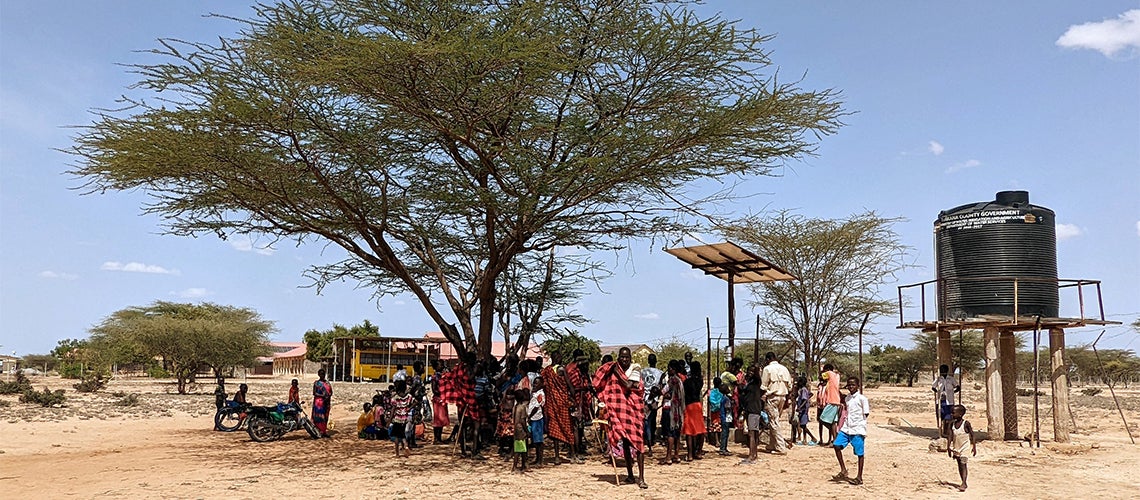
[147,366,171,379]
[115,393,140,407]
[0,372,32,395]
[73,373,108,393]
[1080,387,1103,397]
[58,362,84,379]
[20,387,66,407]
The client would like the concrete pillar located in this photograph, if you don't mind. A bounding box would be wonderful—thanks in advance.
[1050,327,1071,443]
[999,330,1019,440]
[983,327,1004,440]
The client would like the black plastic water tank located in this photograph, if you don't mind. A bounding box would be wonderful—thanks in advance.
[935,191,1058,319]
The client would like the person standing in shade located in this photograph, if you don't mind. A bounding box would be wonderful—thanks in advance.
[593,347,648,488]
[932,364,960,444]
[760,352,792,455]
[640,353,664,454]
[429,359,451,444]
[312,368,333,437]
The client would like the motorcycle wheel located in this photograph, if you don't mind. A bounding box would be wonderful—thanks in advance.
[301,418,320,439]
[247,416,278,442]
[215,407,244,432]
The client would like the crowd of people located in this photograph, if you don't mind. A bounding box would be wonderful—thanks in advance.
[213,348,979,491]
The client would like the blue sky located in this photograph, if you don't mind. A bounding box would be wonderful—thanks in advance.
[2,1,1138,358]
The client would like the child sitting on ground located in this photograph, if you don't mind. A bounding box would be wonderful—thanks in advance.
[358,403,379,439]
[948,404,976,492]
[512,388,532,473]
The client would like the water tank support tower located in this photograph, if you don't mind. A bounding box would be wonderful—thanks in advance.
[897,191,1118,444]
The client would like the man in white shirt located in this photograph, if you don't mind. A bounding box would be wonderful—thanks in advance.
[833,375,870,486]
[760,351,792,454]
[932,364,960,440]
[640,354,664,453]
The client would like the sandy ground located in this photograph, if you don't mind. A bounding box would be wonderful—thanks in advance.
[1,374,1138,499]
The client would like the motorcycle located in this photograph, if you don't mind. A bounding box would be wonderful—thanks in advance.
[215,401,252,432]
[245,402,321,442]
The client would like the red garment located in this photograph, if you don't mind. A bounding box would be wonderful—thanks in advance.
[592,361,645,454]
[681,402,706,436]
[541,365,575,444]
[566,361,592,418]
[439,363,480,421]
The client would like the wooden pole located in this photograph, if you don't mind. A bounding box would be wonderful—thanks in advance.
[983,327,1004,440]
[754,315,760,368]
[1049,327,1071,443]
[727,272,736,359]
[857,313,869,386]
[1033,318,1041,447]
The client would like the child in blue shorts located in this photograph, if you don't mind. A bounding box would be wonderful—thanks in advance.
[832,376,870,486]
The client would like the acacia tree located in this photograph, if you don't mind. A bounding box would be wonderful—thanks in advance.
[721,210,909,372]
[496,250,600,357]
[70,0,843,360]
[90,302,274,393]
[302,319,380,362]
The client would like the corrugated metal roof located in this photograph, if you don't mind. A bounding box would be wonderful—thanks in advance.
[664,241,796,283]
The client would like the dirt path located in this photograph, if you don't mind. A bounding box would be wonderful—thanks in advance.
[1,378,1136,498]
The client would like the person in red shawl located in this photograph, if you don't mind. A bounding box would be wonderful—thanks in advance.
[439,353,484,458]
[565,349,594,455]
[593,347,648,489]
[429,359,451,444]
[540,351,577,464]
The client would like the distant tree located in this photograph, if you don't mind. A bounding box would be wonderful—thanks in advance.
[50,338,88,378]
[539,329,601,365]
[303,319,380,362]
[69,0,844,361]
[652,338,701,366]
[868,344,928,386]
[21,354,57,374]
[721,211,909,371]
[89,301,274,394]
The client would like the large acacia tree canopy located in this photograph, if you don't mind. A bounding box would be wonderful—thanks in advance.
[70,0,844,359]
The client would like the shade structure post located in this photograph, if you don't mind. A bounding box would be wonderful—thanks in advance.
[727,271,736,359]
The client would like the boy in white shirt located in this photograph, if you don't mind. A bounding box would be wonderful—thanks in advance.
[832,376,870,486]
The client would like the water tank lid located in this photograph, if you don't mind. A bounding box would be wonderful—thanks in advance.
[995,190,1029,207]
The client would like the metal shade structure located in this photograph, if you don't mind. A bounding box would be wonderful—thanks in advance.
[665,241,797,358]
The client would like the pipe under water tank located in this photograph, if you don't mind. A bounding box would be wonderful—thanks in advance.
[935,190,1059,319]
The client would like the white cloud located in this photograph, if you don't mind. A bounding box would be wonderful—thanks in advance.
[392,300,406,306]
[1055,223,1083,241]
[101,261,180,275]
[1135,220,1140,237]
[928,140,945,156]
[1056,9,1140,58]
[174,288,211,298]
[229,234,276,256]
[945,159,981,174]
[634,312,660,320]
[39,270,78,280]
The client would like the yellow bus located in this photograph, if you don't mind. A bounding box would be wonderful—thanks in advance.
[329,336,444,382]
